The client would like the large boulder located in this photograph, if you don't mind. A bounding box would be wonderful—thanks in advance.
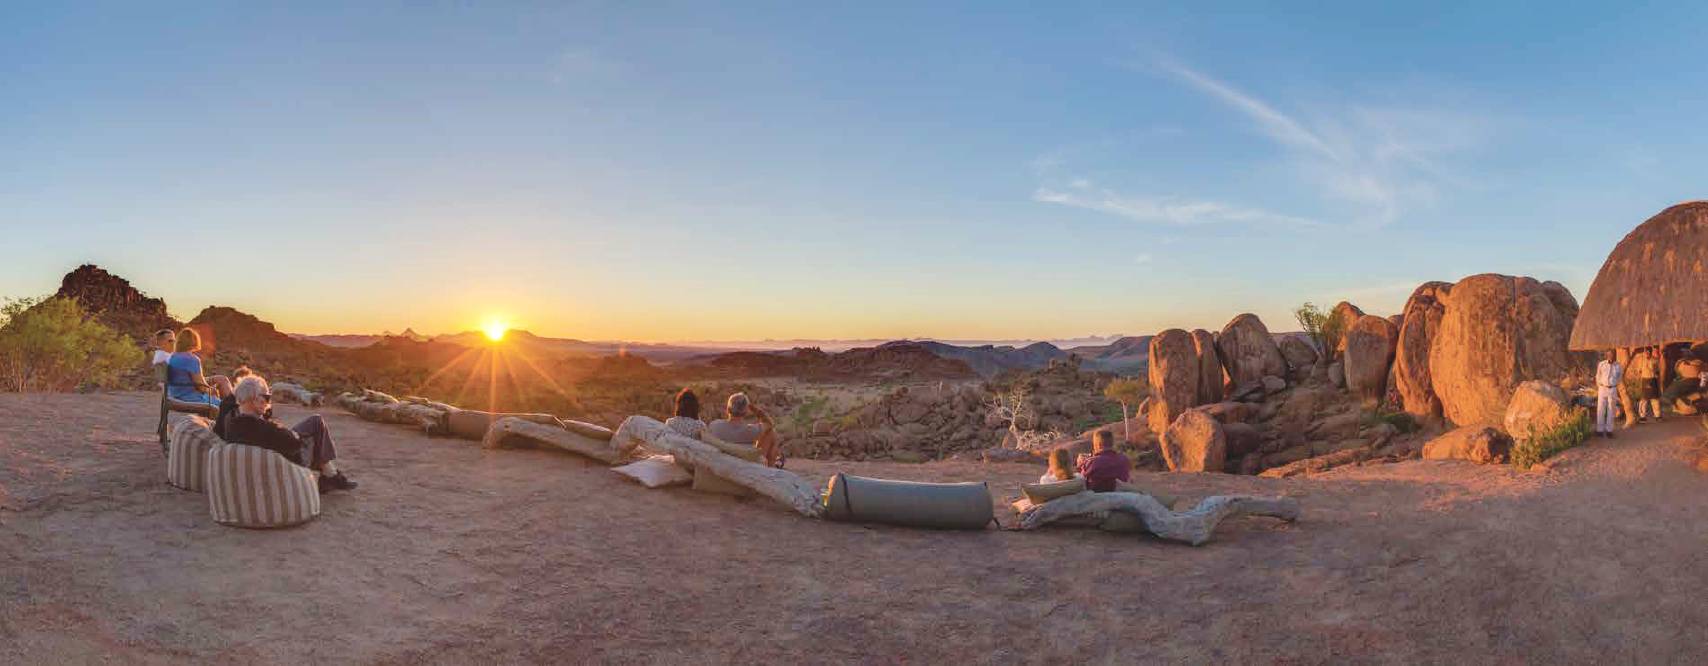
[1428,274,1581,426]
[1394,282,1452,420]
[1161,409,1226,473]
[1421,426,1512,464]
[1278,335,1319,380]
[1503,381,1576,442]
[1343,315,1399,404]
[1147,329,1201,434]
[1221,422,1263,459]
[1190,329,1225,404]
[1329,301,1366,358]
[1216,314,1287,389]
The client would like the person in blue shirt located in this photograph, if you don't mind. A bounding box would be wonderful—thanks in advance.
[164,328,233,407]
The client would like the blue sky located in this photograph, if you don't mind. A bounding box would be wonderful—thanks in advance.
[3,2,1704,341]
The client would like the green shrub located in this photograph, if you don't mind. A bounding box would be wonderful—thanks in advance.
[1293,302,1345,357]
[1509,410,1592,469]
[0,296,140,392]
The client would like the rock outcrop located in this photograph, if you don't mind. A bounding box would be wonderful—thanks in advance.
[1503,381,1576,442]
[1216,314,1286,389]
[1148,329,1201,434]
[1428,274,1581,426]
[1278,335,1319,380]
[1329,301,1366,357]
[1394,282,1452,420]
[1421,426,1512,464]
[1161,409,1226,473]
[1342,315,1398,404]
[1190,329,1224,405]
[54,264,179,339]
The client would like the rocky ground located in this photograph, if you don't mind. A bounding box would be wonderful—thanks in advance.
[8,391,1708,663]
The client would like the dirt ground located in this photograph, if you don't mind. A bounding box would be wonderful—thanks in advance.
[6,391,1708,663]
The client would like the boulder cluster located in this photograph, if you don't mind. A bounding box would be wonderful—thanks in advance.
[1137,273,1589,474]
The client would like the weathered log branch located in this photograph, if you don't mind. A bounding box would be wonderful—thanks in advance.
[612,415,824,518]
[1019,491,1299,546]
[482,416,624,464]
[272,382,323,407]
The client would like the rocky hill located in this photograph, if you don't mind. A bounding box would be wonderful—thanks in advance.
[692,343,978,382]
[54,264,179,340]
[1069,335,1152,375]
[890,340,1069,377]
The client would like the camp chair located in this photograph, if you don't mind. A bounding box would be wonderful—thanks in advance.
[156,362,219,453]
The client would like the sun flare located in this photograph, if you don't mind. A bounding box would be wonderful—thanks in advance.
[482,320,509,342]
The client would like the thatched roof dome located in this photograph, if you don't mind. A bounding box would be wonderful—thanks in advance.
[1570,201,1708,350]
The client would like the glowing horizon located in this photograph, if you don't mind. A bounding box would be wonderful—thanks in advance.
[5,4,1695,344]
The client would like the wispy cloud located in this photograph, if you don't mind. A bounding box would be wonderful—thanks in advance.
[1035,59,1485,230]
[1155,60,1483,227]
[1033,184,1321,228]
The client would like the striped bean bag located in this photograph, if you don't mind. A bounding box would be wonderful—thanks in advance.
[166,416,221,492]
[205,443,321,528]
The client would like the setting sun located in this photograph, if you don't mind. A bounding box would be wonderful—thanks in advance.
[482,320,509,342]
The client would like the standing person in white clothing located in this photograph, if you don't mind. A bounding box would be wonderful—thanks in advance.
[1595,350,1623,438]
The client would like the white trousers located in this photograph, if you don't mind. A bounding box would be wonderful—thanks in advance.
[1596,388,1618,433]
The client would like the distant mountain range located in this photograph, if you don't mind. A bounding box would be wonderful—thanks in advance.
[288,330,1156,377]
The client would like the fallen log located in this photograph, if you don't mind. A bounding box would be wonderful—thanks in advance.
[1018,491,1299,546]
[612,415,824,518]
[361,389,401,404]
[272,382,323,407]
[482,417,623,464]
[336,391,447,435]
[445,409,564,440]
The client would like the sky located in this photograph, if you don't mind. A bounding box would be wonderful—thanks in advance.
[3,2,1705,343]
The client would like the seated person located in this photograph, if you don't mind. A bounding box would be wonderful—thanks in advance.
[707,392,783,468]
[1076,431,1131,492]
[1662,354,1707,405]
[164,328,233,407]
[663,388,706,438]
[1039,447,1078,483]
[149,329,176,370]
[223,375,357,493]
[213,366,260,438]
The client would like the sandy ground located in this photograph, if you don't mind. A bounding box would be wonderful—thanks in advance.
[6,391,1708,663]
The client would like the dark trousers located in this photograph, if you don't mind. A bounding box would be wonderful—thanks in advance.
[291,415,338,469]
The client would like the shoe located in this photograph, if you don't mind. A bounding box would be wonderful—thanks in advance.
[318,473,358,494]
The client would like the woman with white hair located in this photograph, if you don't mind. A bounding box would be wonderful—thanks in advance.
[224,374,357,493]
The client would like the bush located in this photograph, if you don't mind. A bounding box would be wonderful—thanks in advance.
[1509,410,1592,469]
[0,296,140,392]
[1293,302,1345,357]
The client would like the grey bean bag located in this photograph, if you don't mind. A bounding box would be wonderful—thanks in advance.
[823,473,994,530]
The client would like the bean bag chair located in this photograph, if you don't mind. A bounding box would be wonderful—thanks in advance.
[1021,477,1087,504]
[166,416,222,492]
[205,443,321,528]
[823,473,994,530]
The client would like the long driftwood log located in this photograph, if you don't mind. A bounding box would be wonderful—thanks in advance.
[336,392,448,435]
[612,415,824,518]
[482,417,623,464]
[1019,491,1299,546]
[272,382,323,407]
